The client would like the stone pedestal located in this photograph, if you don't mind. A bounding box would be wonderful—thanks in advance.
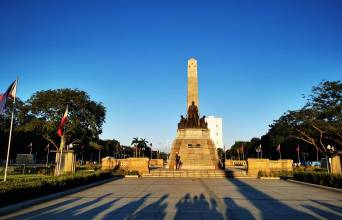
[331,155,341,174]
[53,150,76,174]
[169,128,218,170]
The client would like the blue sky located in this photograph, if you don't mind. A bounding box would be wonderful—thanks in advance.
[0,0,341,151]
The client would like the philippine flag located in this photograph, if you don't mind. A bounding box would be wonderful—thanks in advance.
[57,106,68,137]
[276,144,281,152]
[0,80,17,114]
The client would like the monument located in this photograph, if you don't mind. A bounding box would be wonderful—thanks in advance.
[169,58,219,170]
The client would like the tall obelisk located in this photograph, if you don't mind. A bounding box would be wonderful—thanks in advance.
[168,58,219,170]
[187,58,199,110]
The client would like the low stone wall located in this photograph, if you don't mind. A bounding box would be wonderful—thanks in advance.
[247,159,270,177]
[225,160,247,168]
[149,159,164,168]
[247,158,293,176]
[126,158,149,174]
[101,157,117,171]
[269,160,293,172]
[101,157,150,175]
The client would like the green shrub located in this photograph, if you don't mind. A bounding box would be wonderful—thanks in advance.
[258,171,266,177]
[0,171,112,207]
[293,171,342,188]
[125,170,139,176]
[258,170,292,178]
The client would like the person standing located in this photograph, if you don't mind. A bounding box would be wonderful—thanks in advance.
[175,153,180,169]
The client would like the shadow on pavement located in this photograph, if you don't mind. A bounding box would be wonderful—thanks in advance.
[225,177,339,219]
[6,197,82,219]
[175,193,224,220]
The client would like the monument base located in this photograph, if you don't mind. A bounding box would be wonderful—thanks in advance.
[169,128,219,170]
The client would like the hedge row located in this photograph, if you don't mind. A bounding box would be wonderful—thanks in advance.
[293,171,342,189]
[0,171,112,207]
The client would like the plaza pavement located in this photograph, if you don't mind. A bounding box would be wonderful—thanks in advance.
[0,178,341,220]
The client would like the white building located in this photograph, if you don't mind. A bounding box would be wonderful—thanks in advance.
[205,116,223,149]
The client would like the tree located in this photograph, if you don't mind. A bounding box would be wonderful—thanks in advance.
[130,137,150,157]
[89,141,103,163]
[267,80,342,161]
[131,137,140,157]
[19,89,106,155]
[138,138,149,157]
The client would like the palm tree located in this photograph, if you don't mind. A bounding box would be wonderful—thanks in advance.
[138,138,149,157]
[131,137,140,157]
[89,141,103,164]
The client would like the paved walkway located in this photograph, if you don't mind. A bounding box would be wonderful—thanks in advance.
[1,178,341,220]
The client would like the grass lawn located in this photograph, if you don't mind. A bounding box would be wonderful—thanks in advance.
[0,174,51,182]
[0,171,113,207]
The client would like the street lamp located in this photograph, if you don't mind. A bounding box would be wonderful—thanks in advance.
[150,143,153,159]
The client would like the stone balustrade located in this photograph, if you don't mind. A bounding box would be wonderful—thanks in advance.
[225,160,247,168]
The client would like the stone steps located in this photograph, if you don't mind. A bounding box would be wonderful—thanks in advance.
[142,169,250,178]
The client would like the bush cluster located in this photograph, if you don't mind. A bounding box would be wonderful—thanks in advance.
[258,171,292,178]
[0,171,112,207]
[293,166,327,173]
[293,171,342,189]
[125,170,139,176]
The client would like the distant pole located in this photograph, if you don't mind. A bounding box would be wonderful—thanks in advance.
[297,150,300,164]
[150,143,153,159]
[57,135,64,176]
[224,145,227,160]
[4,78,18,182]
[316,147,319,162]
[46,145,50,167]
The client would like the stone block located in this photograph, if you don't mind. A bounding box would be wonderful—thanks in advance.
[331,155,341,174]
[149,159,164,168]
[126,158,150,175]
[248,159,293,176]
[101,157,117,171]
[247,158,270,176]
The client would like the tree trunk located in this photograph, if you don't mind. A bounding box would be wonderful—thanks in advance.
[98,149,101,164]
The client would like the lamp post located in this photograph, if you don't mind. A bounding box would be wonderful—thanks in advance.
[150,143,153,159]
[326,145,335,173]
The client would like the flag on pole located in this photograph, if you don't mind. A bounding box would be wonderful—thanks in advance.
[57,106,68,137]
[296,145,300,152]
[0,80,17,114]
[3,79,18,182]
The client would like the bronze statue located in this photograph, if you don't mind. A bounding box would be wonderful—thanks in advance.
[178,115,187,129]
[187,101,199,127]
[199,116,208,128]
[177,101,207,129]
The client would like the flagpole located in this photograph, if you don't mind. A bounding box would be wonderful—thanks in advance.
[297,149,300,164]
[4,78,18,182]
[57,135,64,176]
